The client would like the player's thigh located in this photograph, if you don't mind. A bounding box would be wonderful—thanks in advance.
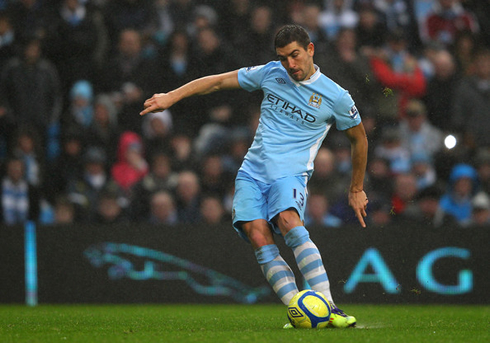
[268,175,308,223]
[232,172,269,241]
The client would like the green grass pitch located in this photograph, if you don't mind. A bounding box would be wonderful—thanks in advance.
[0,304,488,343]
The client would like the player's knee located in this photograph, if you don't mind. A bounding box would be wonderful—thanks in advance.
[247,229,273,248]
[242,220,274,249]
[276,209,302,232]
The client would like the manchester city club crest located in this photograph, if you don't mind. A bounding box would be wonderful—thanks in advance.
[308,93,322,108]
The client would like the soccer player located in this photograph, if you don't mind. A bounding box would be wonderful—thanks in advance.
[141,24,368,328]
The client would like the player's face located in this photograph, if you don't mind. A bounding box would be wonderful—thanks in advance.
[276,41,315,82]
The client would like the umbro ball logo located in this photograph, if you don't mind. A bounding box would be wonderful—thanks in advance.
[275,78,286,84]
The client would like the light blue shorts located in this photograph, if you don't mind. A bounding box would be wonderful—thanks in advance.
[232,170,308,242]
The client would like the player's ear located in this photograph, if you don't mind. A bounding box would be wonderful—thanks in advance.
[307,42,314,56]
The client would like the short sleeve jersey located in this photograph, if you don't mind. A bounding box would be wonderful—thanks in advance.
[237,61,361,184]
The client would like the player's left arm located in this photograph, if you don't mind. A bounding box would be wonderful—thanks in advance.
[344,122,369,227]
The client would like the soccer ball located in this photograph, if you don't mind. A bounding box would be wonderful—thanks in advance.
[287,290,331,329]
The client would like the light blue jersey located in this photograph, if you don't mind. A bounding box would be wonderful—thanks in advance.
[237,61,361,184]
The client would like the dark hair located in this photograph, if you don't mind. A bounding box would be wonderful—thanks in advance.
[274,24,310,50]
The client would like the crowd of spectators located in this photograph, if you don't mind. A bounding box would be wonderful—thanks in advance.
[1,0,490,229]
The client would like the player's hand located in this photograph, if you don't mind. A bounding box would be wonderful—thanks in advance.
[348,190,368,228]
[140,93,173,116]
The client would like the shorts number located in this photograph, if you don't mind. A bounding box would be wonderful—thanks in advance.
[293,188,305,208]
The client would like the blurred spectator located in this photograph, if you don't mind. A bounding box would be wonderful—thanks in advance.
[374,128,412,175]
[403,184,456,227]
[0,12,15,71]
[67,80,94,128]
[234,5,276,66]
[0,98,14,159]
[193,104,233,158]
[328,132,353,177]
[157,29,199,92]
[398,99,443,160]
[6,0,47,42]
[67,146,121,222]
[295,2,330,53]
[199,194,226,225]
[462,0,490,47]
[365,156,393,200]
[317,28,379,119]
[218,0,252,48]
[152,0,174,48]
[391,172,418,215]
[305,192,343,228]
[85,94,120,167]
[102,0,157,53]
[355,4,386,49]
[420,0,479,47]
[199,154,233,198]
[469,191,490,227]
[439,163,479,226]
[360,110,381,157]
[187,5,219,39]
[371,0,421,50]
[365,29,426,121]
[111,131,149,195]
[97,28,157,133]
[475,149,490,195]
[451,30,478,76]
[94,188,127,224]
[141,110,173,158]
[366,195,393,227]
[43,127,85,205]
[451,48,490,150]
[149,190,177,225]
[221,128,252,175]
[308,147,345,204]
[422,48,459,130]
[12,126,44,187]
[167,0,196,36]
[130,151,177,221]
[174,170,201,224]
[1,157,40,225]
[43,0,103,94]
[52,195,75,225]
[410,152,437,190]
[169,133,197,172]
[319,0,358,40]
[0,37,62,148]
[193,26,241,77]
[417,40,444,79]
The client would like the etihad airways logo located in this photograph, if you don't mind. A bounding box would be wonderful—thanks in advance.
[266,93,316,123]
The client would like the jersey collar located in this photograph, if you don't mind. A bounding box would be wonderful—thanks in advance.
[288,65,321,87]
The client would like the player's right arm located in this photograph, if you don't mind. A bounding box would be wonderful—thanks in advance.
[140,70,240,116]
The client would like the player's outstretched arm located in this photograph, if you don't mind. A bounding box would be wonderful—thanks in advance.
[140,70,240,116]
[344,122,369,227]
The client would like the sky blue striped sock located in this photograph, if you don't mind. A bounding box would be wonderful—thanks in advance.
[286,226,334,305]
[255,244,298,305]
